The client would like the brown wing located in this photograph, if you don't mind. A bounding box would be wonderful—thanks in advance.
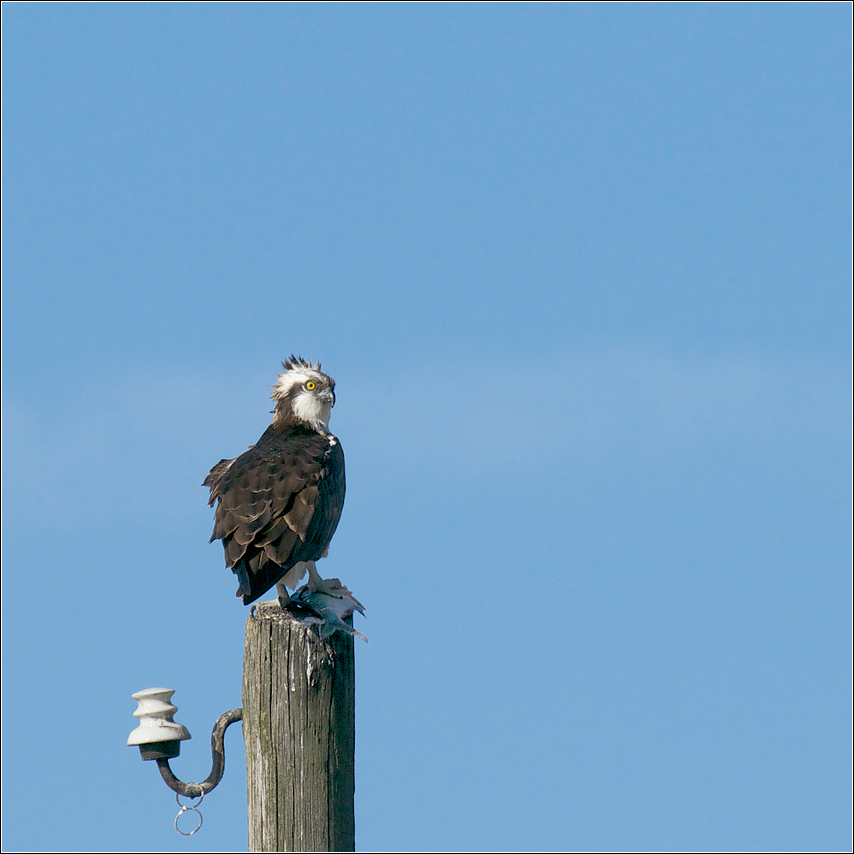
[204,423,345,605]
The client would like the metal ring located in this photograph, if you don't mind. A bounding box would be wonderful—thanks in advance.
[174,789,204,836]
[175,787,205,807]
[174,805,203,836]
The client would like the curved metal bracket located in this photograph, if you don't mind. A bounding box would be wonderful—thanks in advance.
[155,708,243,797]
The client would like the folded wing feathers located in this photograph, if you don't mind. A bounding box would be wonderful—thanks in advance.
[284,486,317,541]
[205,433,340,599]
[263,528,300,565]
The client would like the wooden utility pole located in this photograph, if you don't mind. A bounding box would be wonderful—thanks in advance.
[242,602,356,852]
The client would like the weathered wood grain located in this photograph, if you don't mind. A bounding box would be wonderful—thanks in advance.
[243,603,355,852]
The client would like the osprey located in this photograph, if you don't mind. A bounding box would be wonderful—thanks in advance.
[204,356,346,608]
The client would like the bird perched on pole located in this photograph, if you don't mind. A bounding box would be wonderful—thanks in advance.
[204,356,354,618]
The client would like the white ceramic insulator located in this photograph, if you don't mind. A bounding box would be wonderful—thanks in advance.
[127,687,192,746]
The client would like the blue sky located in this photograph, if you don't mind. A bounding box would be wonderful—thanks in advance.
[2,4,850,852]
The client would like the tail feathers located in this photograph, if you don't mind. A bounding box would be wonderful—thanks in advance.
[232,559,308,606]
[233,563,254,601]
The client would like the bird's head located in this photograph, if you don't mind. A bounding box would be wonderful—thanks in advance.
[271,355,336,434]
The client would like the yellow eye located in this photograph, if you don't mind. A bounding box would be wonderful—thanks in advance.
[305,381,316,390]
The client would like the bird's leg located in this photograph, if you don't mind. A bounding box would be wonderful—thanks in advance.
[276,580,291,608]
[305,560,341,595]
